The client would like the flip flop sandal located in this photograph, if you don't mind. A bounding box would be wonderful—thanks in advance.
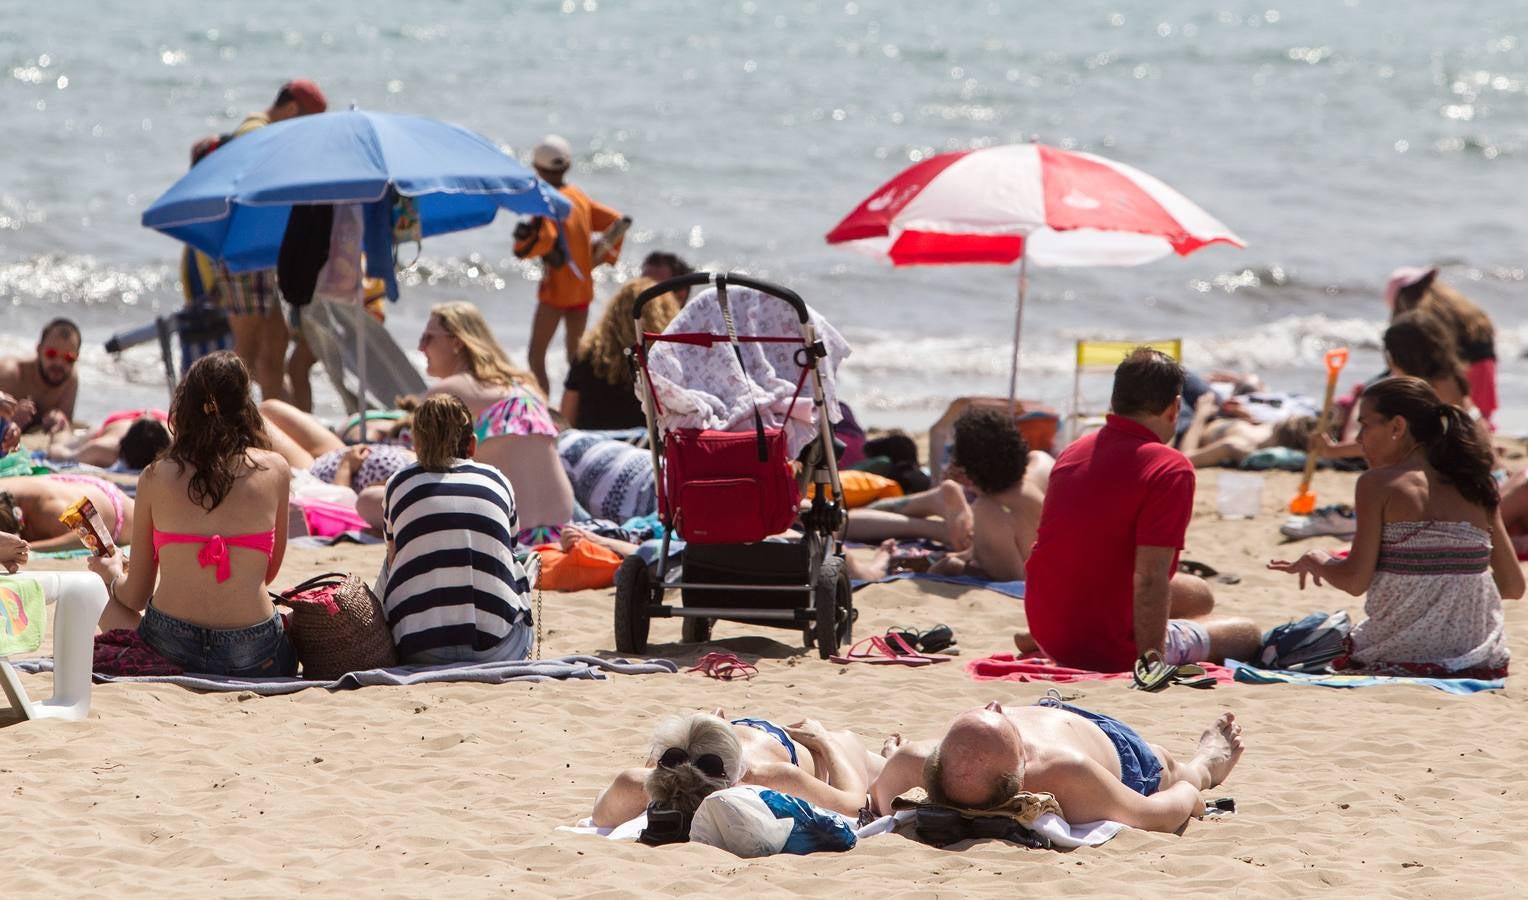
[831,634,934,666]
[1177,558,1242,585]
[1132,651,1172,692]
[1132,652,1217,691]
[686,651,759,681]
[916,624,956,654]
[885,624,957,655]
[880,631,954,664]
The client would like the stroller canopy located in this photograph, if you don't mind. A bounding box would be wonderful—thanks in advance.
[645,285,851,457]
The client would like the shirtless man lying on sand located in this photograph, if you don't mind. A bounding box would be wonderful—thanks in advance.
[864,700,1245,833]
[592,700,1243,836]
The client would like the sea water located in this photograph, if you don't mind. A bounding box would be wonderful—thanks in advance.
[3,1,1525,431]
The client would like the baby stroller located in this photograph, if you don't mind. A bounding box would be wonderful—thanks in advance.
[613,272,854,659]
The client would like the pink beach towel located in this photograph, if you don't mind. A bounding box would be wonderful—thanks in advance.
[293,497,370,538]
[966,653,1235,685]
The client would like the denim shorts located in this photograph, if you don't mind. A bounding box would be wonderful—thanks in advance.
[139,604,298,677]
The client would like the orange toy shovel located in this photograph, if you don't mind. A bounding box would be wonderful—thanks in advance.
[1289,347,1350,515]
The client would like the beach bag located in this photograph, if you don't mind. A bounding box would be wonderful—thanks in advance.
[1257,610,1353,672]
[534,541,622,591]
[278,572,398,680]
[662,426,799,545]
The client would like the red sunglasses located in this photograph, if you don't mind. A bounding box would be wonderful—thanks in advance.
[43,347,78,363]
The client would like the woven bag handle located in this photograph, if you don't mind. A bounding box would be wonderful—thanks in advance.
[272,572,352,603]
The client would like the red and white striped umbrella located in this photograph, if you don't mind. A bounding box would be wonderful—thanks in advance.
[825,143,1244,405]
[825,142,1244,267]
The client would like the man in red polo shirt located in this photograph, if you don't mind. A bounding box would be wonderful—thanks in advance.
[1021,348,1260,671]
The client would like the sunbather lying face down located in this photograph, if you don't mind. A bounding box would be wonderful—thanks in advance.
[867,701,1244,834]
[589,710,891,828]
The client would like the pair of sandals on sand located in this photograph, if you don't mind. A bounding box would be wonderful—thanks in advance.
[831,625,957,666]
[1131,649,1217,691]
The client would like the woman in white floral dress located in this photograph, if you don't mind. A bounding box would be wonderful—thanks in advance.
[1269,376,1523,677]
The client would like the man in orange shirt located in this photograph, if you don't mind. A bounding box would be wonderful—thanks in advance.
[514,135,627,395]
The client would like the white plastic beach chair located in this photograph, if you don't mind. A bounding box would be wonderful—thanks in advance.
[0,572,108,722]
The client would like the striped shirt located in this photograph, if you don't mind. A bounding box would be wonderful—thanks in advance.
[382,459,532,660]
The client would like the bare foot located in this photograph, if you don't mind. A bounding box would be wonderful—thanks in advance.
[939,480,974,551]
[880,732,905,758]
[1192,713,1244,789]
[1012,630,1039,655]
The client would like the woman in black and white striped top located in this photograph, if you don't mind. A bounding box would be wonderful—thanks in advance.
[382,395,533,664]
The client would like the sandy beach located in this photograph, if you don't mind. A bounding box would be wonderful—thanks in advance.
[4,463,1524,897]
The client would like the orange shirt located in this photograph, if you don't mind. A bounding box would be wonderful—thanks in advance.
[516,184,623,309]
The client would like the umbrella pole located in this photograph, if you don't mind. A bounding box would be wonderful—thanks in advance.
[1006,249,1029,415]
[355,298,369,442]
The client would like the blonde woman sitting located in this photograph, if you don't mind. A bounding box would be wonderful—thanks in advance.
[416,302,574,539]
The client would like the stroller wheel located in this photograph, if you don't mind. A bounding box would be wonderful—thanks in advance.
[681,616,713,645]
[614,555,653,654]
[813,555,853,660]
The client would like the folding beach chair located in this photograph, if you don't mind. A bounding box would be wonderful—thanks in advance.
[0,573,109,722]
[1069,338,1182,443]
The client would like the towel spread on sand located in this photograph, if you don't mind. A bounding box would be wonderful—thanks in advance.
[1225,659,1505,694]
[852,571,1026,600]
[967,653,1236,685]
[10,654,679,695]
[562,807,1123,850]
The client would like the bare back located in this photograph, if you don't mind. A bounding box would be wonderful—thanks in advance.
[138,448,290,628]
[428,373,509,420]
[1372,462,1493,533]
[475,434,574,530]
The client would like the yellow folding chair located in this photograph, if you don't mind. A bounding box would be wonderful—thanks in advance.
[1069,338,1182,442]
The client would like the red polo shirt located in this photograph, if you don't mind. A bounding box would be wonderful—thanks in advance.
[1023,414,1196,671]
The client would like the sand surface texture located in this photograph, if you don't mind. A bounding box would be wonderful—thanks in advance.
[5,468,1525,897]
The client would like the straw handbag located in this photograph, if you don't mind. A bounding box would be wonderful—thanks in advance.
[278,572,398,680]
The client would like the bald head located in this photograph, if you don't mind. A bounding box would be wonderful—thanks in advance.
[925,704,1025,809]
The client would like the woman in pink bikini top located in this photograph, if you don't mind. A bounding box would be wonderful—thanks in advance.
[88,352,297,677]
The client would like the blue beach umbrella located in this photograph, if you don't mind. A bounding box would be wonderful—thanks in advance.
[141,108,570,280]
[140,109,570,421]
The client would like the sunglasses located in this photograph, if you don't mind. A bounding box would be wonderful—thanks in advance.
[657,746,727,780]
[43,347,78,363]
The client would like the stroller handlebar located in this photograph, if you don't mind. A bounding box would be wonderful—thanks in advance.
[633,272,810,325]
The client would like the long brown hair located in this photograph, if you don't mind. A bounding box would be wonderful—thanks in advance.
[411,394,474,472]
[428,302,541,398]
[1392,274,1495,354]
[165,352,270,510]
[1362,376,1497,510]
[1384,311,1470,399]
[578,277,682,384]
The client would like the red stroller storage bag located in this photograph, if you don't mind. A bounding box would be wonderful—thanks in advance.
[663,426,800,544]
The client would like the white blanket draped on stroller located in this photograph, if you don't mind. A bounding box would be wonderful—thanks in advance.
[644,285,850,458]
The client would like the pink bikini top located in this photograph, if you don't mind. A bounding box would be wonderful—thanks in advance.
[152,528,277,583]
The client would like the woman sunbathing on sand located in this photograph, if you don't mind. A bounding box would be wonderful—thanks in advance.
[1269,376,1521,677]
[417,303,574,537]
[88,352,295,676]
[1178,391,1320,468]
[590,710,893,828]
[0,472,136,552]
